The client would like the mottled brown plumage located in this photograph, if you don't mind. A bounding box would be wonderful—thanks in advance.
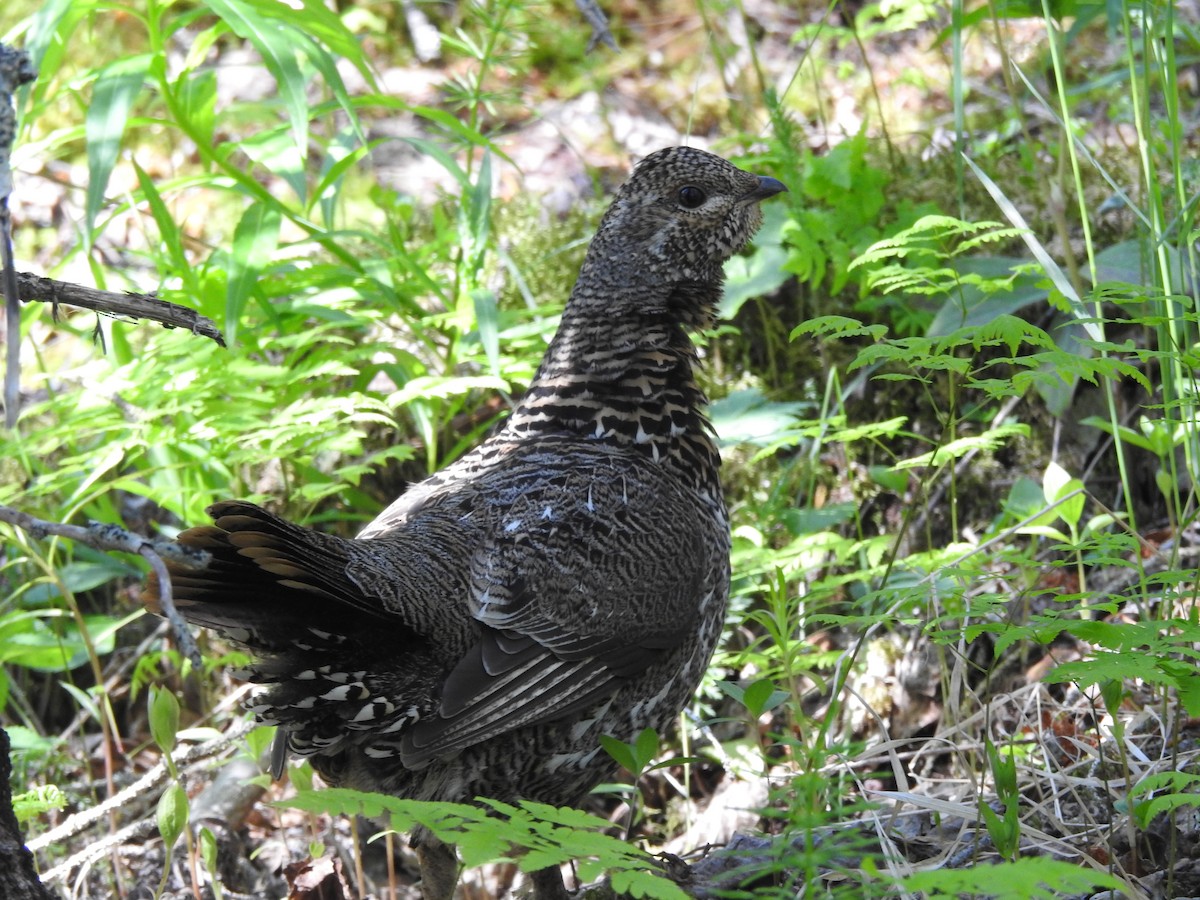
[151,147,785,898]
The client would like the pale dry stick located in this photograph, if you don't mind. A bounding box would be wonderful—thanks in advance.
[49,816,159,899]
[1021,683,1151,846]
[386,830,398,900]
[27,717,255,858]
[905,683,1152,887]
[0,504,209,673]
[838,680,914,794]
[827,734,986,777]
[872,787,1147,895]
[828,702,948,892]
[856,801,925,894]
[349,816,368,900]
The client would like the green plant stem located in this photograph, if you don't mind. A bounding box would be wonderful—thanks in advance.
[951,0,966,217]
[1141,1,1200,516]
[1039,0,1140,542]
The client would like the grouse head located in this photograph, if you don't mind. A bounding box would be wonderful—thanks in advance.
[573,146,787,327]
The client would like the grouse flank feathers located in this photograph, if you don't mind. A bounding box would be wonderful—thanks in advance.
[149,146,786,899]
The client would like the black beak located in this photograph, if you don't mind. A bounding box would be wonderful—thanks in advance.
[744,175,788,203]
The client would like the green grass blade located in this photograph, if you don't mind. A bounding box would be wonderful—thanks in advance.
[225,202,282,345]
[84,53,151,248]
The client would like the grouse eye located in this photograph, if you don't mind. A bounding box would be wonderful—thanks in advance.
[678,185,707,209]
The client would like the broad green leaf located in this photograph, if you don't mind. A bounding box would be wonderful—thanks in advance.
[174,67,217,149]
[742,678,790,718]
[157,783,189,850]
[199,827,218,872]
[225,202,282,344]
[21,0,79,72]
[635,727,659,771]
[85,54,152,244]
[132,160,190,283]
[1042,462,1085,530]
[203,0,309,171]
[599,733,638,774]
[0,612,126,671]
[1014,524,1071,543]
[710,389,809,447]
[473,289,501,378]
[149,686,180,757]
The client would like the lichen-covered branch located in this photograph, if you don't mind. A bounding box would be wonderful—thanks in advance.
[0,504,209,672]
[0,42,36,429]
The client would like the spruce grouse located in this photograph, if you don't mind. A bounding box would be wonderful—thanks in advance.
[150,146,786,898]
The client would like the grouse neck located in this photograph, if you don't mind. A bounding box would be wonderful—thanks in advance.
[504,295,721,481]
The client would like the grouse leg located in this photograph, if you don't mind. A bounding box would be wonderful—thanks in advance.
[416,838,459,900]
[529,865,571,899]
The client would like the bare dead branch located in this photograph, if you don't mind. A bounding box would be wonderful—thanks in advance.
[14,271,225,346]
[0,504,208,671]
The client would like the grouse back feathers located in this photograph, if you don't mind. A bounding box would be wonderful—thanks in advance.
[149,146,786,898]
